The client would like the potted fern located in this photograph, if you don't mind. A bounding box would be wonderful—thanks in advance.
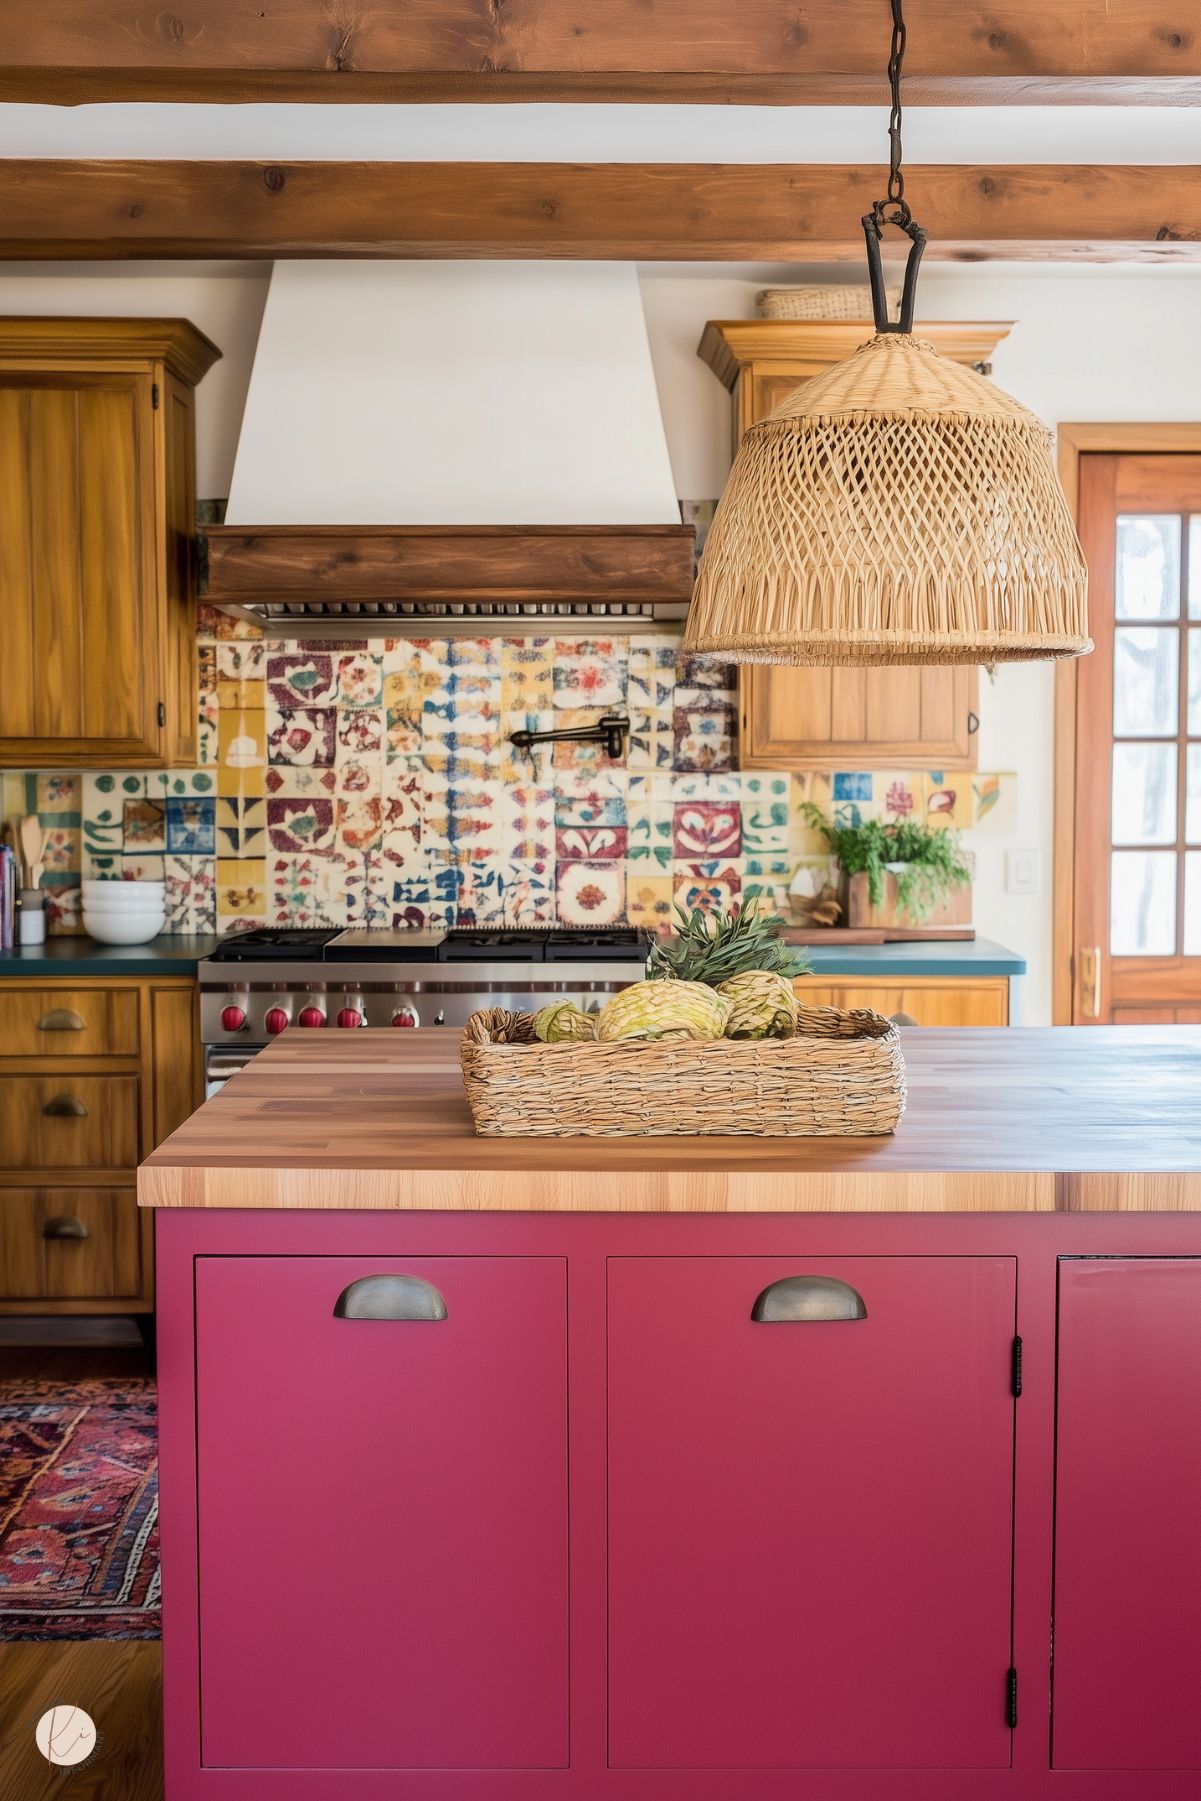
[800,804,973,930]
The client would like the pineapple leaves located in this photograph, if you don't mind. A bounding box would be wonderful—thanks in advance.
[646,896,811,985]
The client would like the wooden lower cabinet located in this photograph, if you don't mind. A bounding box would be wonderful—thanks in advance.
[0,975,200,1316]
[800,975,1010,1026]
[156,1209,1201,1801]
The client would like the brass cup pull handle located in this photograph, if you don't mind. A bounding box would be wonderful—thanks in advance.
[42,1094,89,1118]
[751,1276,867,1323]
[333,1275,448,1322]
[37,1009,86,1032]
[43,1216,89,1241]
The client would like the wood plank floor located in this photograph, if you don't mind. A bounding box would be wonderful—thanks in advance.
[0,1337,163,1797]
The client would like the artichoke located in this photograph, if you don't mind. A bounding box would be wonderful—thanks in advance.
[718,969,799,1040]
[597,981,730,1043]
[532,1000,597,1043]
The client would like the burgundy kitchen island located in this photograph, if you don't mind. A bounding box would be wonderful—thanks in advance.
[140,1027,1201,1801]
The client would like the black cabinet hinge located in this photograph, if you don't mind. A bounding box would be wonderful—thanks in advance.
[156,700,166,728]
[151,381,160,409]
[1011,1335,1023,1398]
[1007,1666,1018,1729]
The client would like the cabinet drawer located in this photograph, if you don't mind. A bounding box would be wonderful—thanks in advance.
[0,1186,142,1300]
[0,1074,139,1169]
[0,985,138,1057]
[196,1255,568,1772]
[608,1255,1016,1772]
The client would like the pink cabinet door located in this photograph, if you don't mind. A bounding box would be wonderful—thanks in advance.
[607,1256,1016,1771]
[1054,1257,1201,1771]
[194,1255,568,1771]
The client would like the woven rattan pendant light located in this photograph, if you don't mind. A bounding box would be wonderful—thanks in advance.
[684,1,1091,668]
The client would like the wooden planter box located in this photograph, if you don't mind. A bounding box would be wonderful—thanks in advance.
[845,869,972,932]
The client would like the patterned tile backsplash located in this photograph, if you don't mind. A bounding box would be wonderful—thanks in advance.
[3,607,1016,936]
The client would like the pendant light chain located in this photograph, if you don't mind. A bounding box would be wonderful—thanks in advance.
[884,0,908,218]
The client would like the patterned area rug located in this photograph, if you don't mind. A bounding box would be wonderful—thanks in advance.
[0,1377,160,1640]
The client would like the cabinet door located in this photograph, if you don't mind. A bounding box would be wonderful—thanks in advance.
[741,662,979,770]
[0,371,161,763]
[1054,1258,1201,1771]
[807,979,1009,1027]
[608,1255,1016,1771]
[195,1255,568,1771]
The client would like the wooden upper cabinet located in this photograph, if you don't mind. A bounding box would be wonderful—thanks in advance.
[700,319,1011,771]
[0,318,220,767]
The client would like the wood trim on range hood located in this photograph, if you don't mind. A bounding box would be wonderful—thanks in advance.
[202,523,698,633]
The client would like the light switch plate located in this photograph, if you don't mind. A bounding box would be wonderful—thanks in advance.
[1005,848,1041,895]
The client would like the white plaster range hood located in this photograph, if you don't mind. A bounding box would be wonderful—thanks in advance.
[205,261,694,634]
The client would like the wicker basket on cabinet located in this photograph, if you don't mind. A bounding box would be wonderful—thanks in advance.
[461,1005,906,1138]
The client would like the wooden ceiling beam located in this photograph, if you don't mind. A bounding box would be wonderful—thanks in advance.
[3,1,1200,106]
[2,161,1199,263]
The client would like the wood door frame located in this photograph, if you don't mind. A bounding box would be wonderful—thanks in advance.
[1052,424,1201,1023]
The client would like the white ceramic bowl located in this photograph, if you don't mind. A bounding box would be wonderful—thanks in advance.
[82,880,165,900]
[83,911,165,946]
[83,905,166,925]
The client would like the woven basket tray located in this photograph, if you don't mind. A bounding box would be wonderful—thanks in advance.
[461,1005,907,1138]
[757,283,902,321]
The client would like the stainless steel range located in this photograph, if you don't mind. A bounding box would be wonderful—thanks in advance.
[199,926,651,1095]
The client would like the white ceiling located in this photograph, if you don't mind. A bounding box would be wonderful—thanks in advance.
[0,102,1198,164]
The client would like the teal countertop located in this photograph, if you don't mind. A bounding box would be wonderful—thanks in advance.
[0,934,1024,981]
[802,938,1025,979]
[0,935,220,977]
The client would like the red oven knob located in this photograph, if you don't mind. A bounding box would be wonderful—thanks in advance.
[391,1007,419,1028]
[297,1005,326,1028]
[336,1007,364,1029]
[220,1004,247,1033]
[264,1006,290,1035]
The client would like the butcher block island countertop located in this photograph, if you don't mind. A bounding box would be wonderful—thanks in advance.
[138,1025,1201,1213]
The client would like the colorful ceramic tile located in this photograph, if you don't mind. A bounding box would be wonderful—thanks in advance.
[165,855,216,933]
[673,701,736,774]
[165,795,216,855]
[925,772,974,829]
[552,638,625,710]
[677,652,737,692]
[626,873,675,930]
[120,853,165,882]
[627,710,674,772]
[381,761,423,849]
[336,707,384,763]
[157,769,216,798]
[216,858,267,923]
[499,859,555,925]
[878,773,922,820]
[500,639,554,715]
[336,650,383,708]
[740,855,793,915]
[336,792,384,852]
[216,640,265,683]
[345,849,391,931]
[500,711,556,786]
[550,708,624,774]
[214,610,262,641]
[556,859,625,926]
[267,651,337,708]
[266,704,336,768]
[628,636,678,712]
[216,795,266,858]
[672,799,741,860]
[555,825,628,861]
[35,773,80,817]
[40,826,80,877]
[741,774,791,854]
[43,882,82,936]
[971,772,1018,834]
[123,798,166,850]
[673,862,742,915]
[502,783,555,863]
[267,796,335,854]
[790,773,833,854]
[269,851,348,929]
[264,765,337,800]
[832,771,873,803]
[670,772,742,803]
[553,768,626,829]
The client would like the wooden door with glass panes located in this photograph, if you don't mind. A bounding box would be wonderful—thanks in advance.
[1072,455,1201,1023]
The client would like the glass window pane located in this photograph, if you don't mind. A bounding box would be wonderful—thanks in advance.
[1188,745,1201,846]
[1114,628,1179,737]
[1190,628,1201,735]
[1111,743,1178,845]
[1186,853,1201,956]
[1110,850,1177,955]
[1190,518,1201,619]
[1116,515,1181,619]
